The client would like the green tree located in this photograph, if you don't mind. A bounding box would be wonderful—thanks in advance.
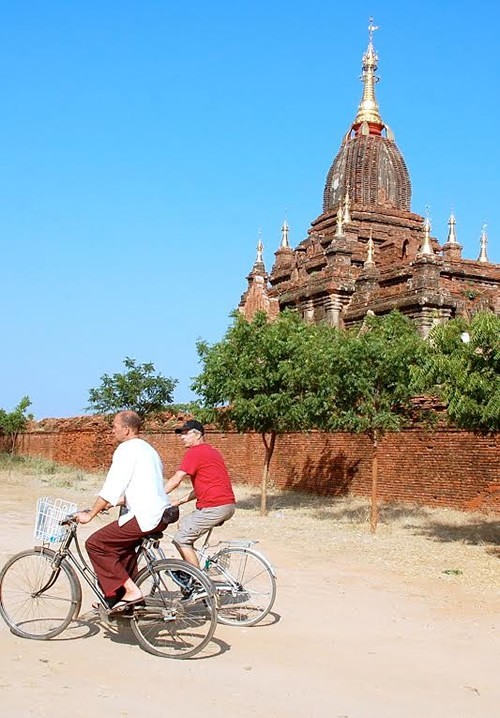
[413,311,500,432]
[87,357,178,419]
[314,312,427,532]
[0,396,33,454]
[193,310,324,515]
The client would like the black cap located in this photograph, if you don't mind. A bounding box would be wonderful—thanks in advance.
[174,419,205,435]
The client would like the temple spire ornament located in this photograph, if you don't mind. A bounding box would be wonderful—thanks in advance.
[364,230,375,268]
[335,206,344,237]
[418,209,434,256]
[343,190,352,224]
[353,17,383,131]
[248,230,266,276]
[280,219,290,248]
[478,224,489,263]
[446,212,458,244]
[256,231,264,265]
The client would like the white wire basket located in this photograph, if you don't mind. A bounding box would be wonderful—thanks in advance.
[34,497,78,544]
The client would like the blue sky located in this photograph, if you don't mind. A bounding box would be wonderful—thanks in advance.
[0,1,498,419]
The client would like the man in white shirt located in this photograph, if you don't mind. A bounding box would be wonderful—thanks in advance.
[75,410,175,614]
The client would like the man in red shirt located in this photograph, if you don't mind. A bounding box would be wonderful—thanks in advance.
[165,419,235,568]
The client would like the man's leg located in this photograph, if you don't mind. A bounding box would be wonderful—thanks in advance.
[173,505,236,568]
[85,518,145,601]
[174,543,199,568]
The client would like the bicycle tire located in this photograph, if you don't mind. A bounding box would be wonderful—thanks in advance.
[0,547,82,640]
[209,547,276,626]
[131,559,217,659]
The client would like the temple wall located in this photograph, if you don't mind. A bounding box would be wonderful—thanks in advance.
[6,424,499,512]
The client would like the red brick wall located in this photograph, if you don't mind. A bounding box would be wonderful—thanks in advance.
[10,425,499,512]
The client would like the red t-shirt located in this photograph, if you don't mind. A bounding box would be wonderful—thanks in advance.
[180,443,236,509]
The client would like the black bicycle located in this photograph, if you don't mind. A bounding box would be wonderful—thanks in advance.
[0,497,218,659]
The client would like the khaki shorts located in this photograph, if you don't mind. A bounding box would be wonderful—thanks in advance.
[173,504,236,547]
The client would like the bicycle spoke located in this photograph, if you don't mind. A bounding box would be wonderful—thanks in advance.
[211,548,276,626]
[0,549,80,639]
[132,559,217,658]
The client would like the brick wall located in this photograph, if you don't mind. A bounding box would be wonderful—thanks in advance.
[9,423,499,512]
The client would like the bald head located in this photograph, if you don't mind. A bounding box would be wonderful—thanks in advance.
[114,410,142,437]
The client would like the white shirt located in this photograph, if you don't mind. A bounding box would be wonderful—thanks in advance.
[99,438,169,531]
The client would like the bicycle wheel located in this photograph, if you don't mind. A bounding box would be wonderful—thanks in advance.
[0,547,82,639]
[210,547,276,626]
[131,559,217,659]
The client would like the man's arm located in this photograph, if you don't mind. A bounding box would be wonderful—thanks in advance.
[75,496,109,524]
[172,489,196,507]
[164,469,188,494]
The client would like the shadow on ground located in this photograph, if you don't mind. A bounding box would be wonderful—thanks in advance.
[235,488,500,554]
[413,519,500,548]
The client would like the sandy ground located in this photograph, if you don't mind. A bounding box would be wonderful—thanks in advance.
[0,467,499,718]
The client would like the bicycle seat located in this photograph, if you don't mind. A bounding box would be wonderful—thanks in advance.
[161,505,180,526]
[143,531,163,540]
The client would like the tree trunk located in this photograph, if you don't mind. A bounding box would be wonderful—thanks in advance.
[260,431,276,516]
[10,430,18,455]
[370,429,379,533]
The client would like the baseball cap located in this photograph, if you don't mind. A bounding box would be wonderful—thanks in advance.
[174,419,205,435]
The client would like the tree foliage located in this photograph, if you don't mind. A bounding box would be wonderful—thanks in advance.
[0,396,33,454]
[412,311,500,432]
[87,357,177,419]
[304,311,427,531]
[327,311,426,432]
[193,310,325,514]
[193,307,498,527]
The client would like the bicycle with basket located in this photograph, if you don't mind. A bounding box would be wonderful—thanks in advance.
[0,497,218,659]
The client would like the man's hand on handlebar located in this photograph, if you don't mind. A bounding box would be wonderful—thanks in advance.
[74,496,111,524]
[74,509,93,524]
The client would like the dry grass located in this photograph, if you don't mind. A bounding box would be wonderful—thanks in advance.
[1,456,498,600]
[230,484,500,600]
[0,454,105,493]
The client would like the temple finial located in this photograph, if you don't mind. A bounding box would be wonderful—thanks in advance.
[418,207,434,256]
[280,218,290,248]
[477,223,489,263]
[368,17,379,44]
[256,230,264,265]
[446,212,458,245]
[353,18,383,130]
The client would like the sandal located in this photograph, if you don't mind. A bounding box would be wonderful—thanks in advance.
[108,597,145,615]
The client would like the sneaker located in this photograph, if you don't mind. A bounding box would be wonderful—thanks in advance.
[180,585,208,604]
[170,570,193,589]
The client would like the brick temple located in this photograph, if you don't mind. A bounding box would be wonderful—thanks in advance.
[239,23,500,336]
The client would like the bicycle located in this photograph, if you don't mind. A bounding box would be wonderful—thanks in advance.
[0,497,218,659]
[155,523,277,627]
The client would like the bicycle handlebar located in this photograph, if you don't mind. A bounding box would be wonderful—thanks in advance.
[60,507,110,526]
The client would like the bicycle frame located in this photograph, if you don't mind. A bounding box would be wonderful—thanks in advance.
[35,521,160,608]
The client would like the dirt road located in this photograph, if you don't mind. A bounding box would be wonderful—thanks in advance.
[0,474,498,718]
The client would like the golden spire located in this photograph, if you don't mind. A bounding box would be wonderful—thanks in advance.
[418,210,434,256]
[446,212,458,244]
[478,223,489,263]
[353,18,383,130]
[280,219,290,248]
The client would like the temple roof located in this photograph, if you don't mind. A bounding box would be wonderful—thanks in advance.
[323,20,411,213]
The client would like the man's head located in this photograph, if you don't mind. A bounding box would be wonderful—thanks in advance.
[175,419,205,448]
[113,411,142,443]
